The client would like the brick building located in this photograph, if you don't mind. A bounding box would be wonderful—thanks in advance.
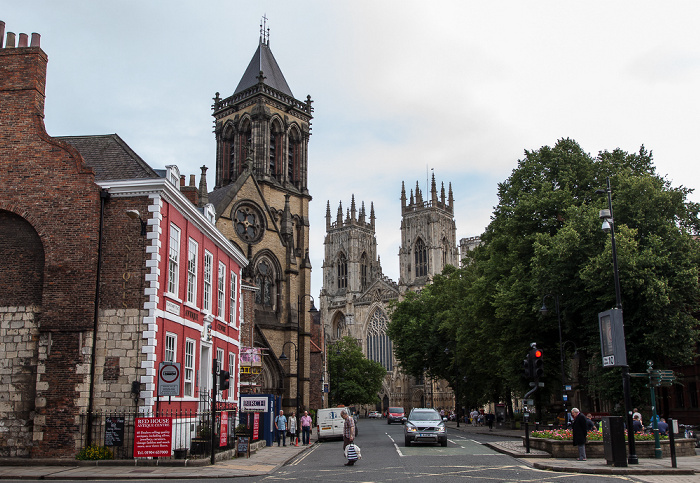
[0,23,246,458]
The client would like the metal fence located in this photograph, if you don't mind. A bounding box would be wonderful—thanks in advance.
[78,408,241,460]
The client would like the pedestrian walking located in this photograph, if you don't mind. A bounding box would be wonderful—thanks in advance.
[301,410,313,445]
[571,408,588,461]
[274,409,287,446]
[341,409,357,466]
[289,411,298,446]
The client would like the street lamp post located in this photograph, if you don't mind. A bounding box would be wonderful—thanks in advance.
[295,294,317,419]
[278,341,298,419]
[540,293,567,427]
[597,177,638,465]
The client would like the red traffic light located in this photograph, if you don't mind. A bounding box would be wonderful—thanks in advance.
[534,350,542,358]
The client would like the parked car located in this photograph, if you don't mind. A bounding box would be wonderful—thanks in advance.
[369,411,381,419]
[387,407,406,424]
[404,408,447,447]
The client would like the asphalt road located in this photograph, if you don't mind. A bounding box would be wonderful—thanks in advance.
[234,418,640,482]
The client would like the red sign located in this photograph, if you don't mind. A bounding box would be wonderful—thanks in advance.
[134,417,172,458]
[220,412,228,447]
[253,413,260,440]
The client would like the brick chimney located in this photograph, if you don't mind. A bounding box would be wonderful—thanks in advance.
[0,21,47,136]
[181,173,200,206]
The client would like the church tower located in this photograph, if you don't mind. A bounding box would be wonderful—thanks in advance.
[399,174,459,289]
[208,22,314,413]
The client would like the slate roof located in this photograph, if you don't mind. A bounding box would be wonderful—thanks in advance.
[233,38,293,97]
[57,134,160,181]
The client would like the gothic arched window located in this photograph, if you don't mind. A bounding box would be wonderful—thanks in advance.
[288,129,301,185]
[442,237,450,267]
[337,252,347,290]
[235,120,252,178]
[254,258,277,308]
[360,252,368,290]
[269,121,282,179]
[366,310,393,371]
[414,238,427,278]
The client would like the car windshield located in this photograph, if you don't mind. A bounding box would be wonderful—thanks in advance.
[411,411,441,421]
[389,408,403,413]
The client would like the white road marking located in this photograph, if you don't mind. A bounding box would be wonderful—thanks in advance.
[386,433,405,457]
[289,443,319,465]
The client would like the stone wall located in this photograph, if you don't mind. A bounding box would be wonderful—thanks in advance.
[0,305,39,457]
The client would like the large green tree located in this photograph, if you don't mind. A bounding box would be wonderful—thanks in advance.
[328,336,386,406]
[389,138,700,413]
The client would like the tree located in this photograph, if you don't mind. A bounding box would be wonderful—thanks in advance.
[328,336,386,406]
[389,138,700,413]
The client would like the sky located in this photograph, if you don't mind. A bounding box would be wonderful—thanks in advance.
[4,1,700,298]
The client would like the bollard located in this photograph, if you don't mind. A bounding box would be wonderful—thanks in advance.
[525,422,530,453]
[668,418,677,468]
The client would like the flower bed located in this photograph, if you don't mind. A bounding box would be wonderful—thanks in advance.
[525,431,695,458]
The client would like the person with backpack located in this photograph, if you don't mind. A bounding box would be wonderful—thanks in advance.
[274,409,287,446]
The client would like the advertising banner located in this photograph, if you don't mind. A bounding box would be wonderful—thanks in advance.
[220,412,228,447]
[134,417,172,458]
[253,412,260,440]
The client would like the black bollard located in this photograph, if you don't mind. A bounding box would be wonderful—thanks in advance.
[668,418,677,468]
[525,422,530,453]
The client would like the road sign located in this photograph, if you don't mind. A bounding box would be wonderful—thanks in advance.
[598,308,627,367]
[158,362,181,396]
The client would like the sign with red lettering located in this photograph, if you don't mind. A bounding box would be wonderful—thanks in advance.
[220,412,228,447]
[253,413,260,440]
[134,417,172,458]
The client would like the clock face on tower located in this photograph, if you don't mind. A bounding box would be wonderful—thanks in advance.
[232,202,264,244]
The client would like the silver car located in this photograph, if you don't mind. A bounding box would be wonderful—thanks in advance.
[404,408,447,447]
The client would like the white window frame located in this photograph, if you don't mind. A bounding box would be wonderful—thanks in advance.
[203,251,213,312]
[229,271,238,326]
[184,338,195,397]
[168,224,181,295]
[216,347,225,395]
[217,261,226,319]
[165,332,177,363]
[187,238,198,305]
[228,352,236,401]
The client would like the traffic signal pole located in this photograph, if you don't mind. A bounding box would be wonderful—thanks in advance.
[211,358,218,465]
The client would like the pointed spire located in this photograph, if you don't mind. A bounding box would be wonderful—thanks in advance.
[448,183,454,212]
[431,173,438,204]
[337,201,343,226]
[198,166,209,207]
[409,189,414,206]
[401,181,407,213]
[370,202,376,230]
[351,194,357,222]
[326,200,332,231]
[346,207,350,223]
[234,20,293,96]
[359,201,366,224]
[440,182,446,206]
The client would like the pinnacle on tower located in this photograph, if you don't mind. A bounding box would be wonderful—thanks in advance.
[351,194,357,221]
[440,182,446,205]
[326,200,332,230]
[359,201,366,224]
[409,189,414,206]
[448,183,454,212]
[337,201,343,226]
[431,173,438,204]
[198,166,209,207]
[401,181,407,211]
[370,202,376,230]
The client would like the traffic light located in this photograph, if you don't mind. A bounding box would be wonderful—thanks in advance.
[522,357,532,379]
[532,348,544,379]
[219,370,230,392]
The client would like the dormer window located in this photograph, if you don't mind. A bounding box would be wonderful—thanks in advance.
[165,165,180,190]
[203,203,216,224]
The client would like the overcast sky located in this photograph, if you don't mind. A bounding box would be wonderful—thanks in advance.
[5,1,700,298]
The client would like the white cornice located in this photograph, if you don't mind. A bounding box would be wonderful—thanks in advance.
[97,178,248,267]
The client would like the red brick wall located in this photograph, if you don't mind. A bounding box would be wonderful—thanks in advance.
[0,210,44,306]
[1,44,101,458]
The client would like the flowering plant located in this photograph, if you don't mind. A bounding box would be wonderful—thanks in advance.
[75,444,113,460]
[531,428,666,441]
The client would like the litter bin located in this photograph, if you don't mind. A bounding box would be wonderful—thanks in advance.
[602,416,627,467]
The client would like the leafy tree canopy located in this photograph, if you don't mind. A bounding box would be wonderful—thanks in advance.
[328,336,386,407]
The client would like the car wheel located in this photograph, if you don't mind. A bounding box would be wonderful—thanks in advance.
[440,438,447,447]
[405,437,411,447]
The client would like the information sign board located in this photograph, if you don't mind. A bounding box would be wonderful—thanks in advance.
[598,308,627,367]
[134,417,172,458]
[104,416,125,447]
[158,362,181,396]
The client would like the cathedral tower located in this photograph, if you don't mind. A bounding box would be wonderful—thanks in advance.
[208,23,314,413]
[399,175,459,289]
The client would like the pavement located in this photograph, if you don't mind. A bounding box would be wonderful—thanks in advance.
[0,421,697,479]
[447,420,699,475]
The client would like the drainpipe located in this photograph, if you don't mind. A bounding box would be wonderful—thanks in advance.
[87,189,110,446]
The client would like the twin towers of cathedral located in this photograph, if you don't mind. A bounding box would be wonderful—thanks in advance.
[323,175,459,300]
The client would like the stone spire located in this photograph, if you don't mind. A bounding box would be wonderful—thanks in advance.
[359,201,366,224]
[326,200,332,230]
[401,181,407,212]
[351,194,357,221]
[440,182,446,206]
[448,183,454,212]
[337,201,343,226]
[370,202,376,230]
[431,173,438,204]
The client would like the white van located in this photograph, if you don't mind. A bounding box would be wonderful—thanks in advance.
[316,408,346,441]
